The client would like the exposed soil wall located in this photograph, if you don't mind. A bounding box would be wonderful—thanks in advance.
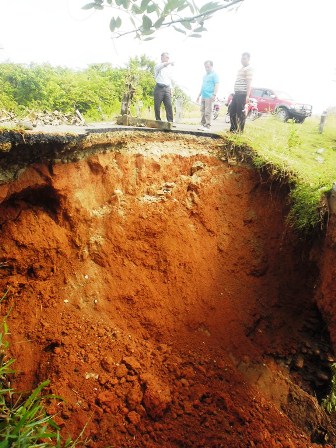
[316,210,336,350]
[0,130,336,447]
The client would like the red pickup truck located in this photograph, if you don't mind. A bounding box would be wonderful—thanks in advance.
[249,87,312,123]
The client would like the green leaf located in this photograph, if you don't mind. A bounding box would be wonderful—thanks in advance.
[121,0,131,8]
[188,3,195,14]
[94,3,104,9]
[180,20,192,29]
[147,3,158,13]
[153,17,165,28]
[177,3,189,11]
[131,4,142,14]
[196,15,205,24]
[140,0,152,12]
[143,36,156,41]
[163,0,181,13]
[82,2,96,10]
[189,33,202,38]
[24,380,50,410]
[176,0,189,9]
[110,18,115,32]
[199,1,219,14]
[193,25,207,32]
[142,14,153,30]
[110,17,118,32]
[172,25,186,34]
[142,28,155,35]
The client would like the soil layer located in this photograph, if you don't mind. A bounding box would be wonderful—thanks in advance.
[0,130,336,447]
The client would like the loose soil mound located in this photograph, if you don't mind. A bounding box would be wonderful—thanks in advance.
[0,132,335,447]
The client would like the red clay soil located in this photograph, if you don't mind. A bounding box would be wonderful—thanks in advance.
[0,131,336,447]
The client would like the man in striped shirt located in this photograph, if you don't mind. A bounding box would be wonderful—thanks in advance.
[229,52,253,133]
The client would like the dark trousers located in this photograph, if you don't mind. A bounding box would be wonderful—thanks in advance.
[154,85,173,122]
[229,93,247,133]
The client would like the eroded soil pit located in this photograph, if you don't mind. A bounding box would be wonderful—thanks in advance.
[1,130,336,447]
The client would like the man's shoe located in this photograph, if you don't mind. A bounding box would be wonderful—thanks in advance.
[198,125,209,131]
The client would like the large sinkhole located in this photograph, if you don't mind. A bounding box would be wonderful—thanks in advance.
[0,130,335,447]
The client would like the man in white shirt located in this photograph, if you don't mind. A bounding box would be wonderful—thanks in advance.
[154,52,174,123]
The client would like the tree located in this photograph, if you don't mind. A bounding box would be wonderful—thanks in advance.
[82,0,244,39]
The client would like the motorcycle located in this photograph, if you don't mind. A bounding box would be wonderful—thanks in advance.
[246,97,259,120]
[212,101,221,120]
[225,96,259,123]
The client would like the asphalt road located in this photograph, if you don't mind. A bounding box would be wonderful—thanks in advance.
[79,114,230,135]
[174,115,230,133]
[2,113,231,136]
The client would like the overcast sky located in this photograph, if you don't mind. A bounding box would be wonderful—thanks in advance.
[1,0,335,113]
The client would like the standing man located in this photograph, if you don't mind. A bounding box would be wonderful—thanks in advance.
[229,52,253,133]
[154,52,174,123]
[197,60,219,131]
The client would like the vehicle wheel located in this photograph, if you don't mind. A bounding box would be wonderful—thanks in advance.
[276,107,289,122]
[294,117,305,124]
[249,109,258,121]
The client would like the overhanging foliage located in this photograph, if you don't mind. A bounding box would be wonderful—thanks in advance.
[82,0,244,39]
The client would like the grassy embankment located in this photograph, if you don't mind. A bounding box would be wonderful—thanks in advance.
[227,113,336,233]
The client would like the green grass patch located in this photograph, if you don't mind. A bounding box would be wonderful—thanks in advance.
[322,363,336,413]
[225,114,336,233]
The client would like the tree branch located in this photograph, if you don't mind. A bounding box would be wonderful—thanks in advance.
[84,0,244,39]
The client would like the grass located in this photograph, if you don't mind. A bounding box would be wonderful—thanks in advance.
[322,363,336,413]
[224,113,336,233]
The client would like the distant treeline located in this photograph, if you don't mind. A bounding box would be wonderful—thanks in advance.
[0,55,189,121]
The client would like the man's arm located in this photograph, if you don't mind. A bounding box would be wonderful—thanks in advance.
[197,88,202,102]
[246,80,252,101]
[245,67,253,102]
[212,73,220,100]
[155,61,174,76]
[197,81,203,102]
[213,82,219,99]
